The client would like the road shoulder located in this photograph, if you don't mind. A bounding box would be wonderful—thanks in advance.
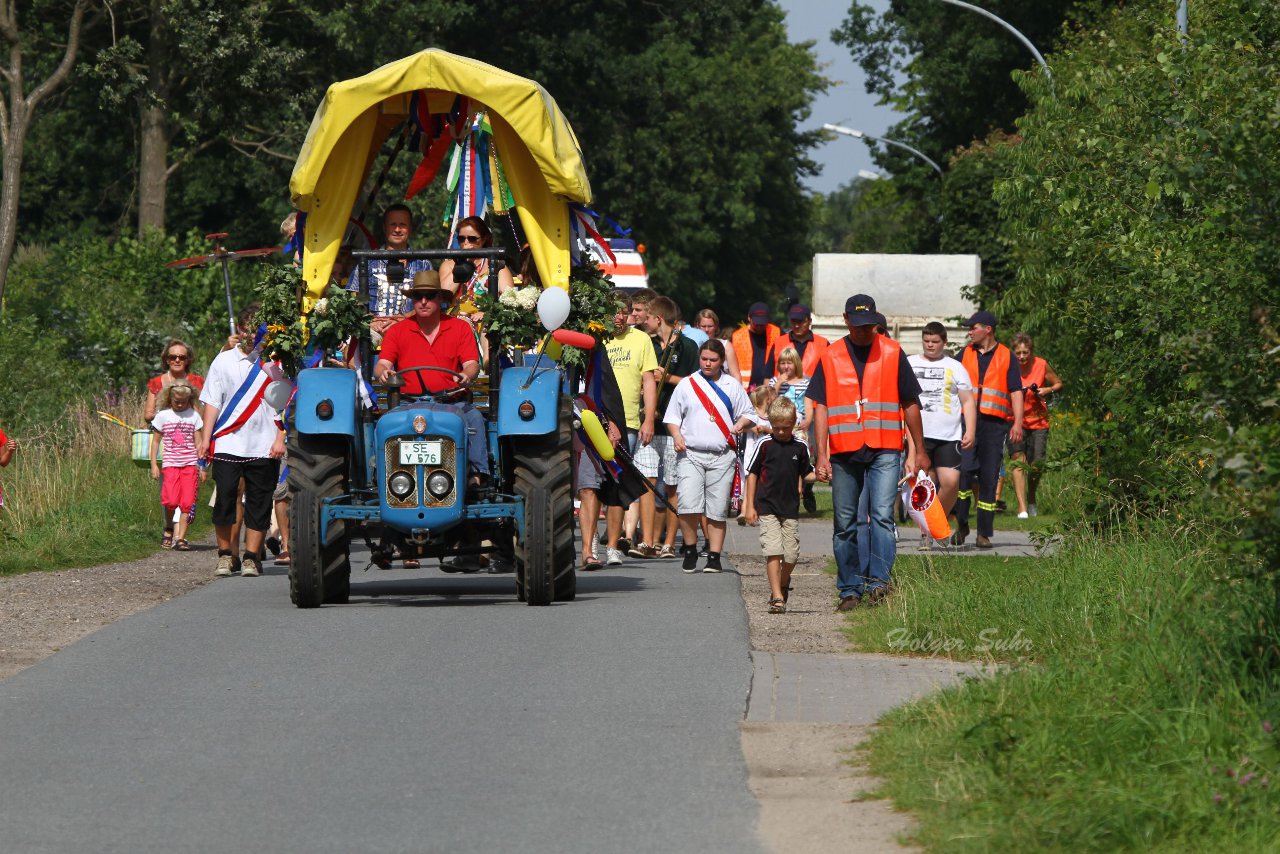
[733,523,982,853]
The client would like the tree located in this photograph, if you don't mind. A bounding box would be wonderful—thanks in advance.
[90,0,308,237]
[466,0,827,320]
[940,130,1019,304]
[0,0,89,303]
[993,0,1280,529]
[830,0,1096,255]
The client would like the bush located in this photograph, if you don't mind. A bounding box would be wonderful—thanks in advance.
[2,228,287,417]
[993,0,1280,547]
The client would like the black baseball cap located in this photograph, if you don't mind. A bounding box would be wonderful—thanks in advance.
[787,303,811,321]
[748,302,770,323]
[963,310,998,329]
[844,294,878,327]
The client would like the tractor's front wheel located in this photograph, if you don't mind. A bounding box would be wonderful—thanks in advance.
[287,436,351,608]
[512,403,575,605]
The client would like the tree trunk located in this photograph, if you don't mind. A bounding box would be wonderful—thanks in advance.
[137,0,171,237]
[0,0,88,306]
[0,94,31,305]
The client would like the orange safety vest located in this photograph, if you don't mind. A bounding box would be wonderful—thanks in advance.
[962,343,1015,421]
[1020,356,1049,430]
[774,332,829,379]
[821,336,904,454]
[731,324,780,388]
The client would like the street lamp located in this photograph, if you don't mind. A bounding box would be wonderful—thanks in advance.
[938,0,1053,93]
[822,123,944,179]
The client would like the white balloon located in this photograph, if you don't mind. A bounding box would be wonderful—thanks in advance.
[536,286,571,332]
[263,380,295,412]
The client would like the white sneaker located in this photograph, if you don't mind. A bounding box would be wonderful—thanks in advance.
[214,554,236,577]
[1017,511,1029,520]
[605,548,624,566]
[1029,504,1038,517]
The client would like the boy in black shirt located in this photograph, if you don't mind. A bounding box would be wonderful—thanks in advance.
[744,397,815,614]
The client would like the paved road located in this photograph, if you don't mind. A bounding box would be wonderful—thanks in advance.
[0,548,764,854]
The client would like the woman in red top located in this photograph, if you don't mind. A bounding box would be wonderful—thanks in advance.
[144,339,206,423]
[0,424,15,508]
[1008,333,1063,518]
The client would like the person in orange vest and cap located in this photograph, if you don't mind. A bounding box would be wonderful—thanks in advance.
[953,310,1025,549]
[730,302,780,390]
[776,303,828,514]
[807,295,929,611]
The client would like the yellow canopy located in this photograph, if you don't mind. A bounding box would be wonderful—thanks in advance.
[289,49,592,302]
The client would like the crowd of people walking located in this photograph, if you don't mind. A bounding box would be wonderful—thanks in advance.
[9,207,1061,613]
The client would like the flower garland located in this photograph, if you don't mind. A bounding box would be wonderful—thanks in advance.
[473,261,620,371]
[253,265,369,376]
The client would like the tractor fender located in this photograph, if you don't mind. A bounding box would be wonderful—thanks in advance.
[497,367,562,436]
[295,367,359,437]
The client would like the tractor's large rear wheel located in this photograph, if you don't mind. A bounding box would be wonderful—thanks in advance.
[287,436,351,608]
[512,402,575,605]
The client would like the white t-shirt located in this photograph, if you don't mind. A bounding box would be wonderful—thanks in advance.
[200,347,281,458]
[909,354,972,442]
[151,407,203,467]
[664,371,753,452]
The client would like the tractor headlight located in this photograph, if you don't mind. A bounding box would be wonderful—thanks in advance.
[389,471,415,499]
[426,471,454,499]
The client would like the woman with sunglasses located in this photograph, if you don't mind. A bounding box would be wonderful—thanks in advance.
[438,216,515,365]
[438,216,515,310]
[145,339,205,423]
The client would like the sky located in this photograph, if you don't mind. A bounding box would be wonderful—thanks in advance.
[775,0,904,195]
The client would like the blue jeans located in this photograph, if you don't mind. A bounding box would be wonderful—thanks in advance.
[832,451,901,599]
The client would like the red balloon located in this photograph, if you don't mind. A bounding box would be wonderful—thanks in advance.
[552,329,597,350]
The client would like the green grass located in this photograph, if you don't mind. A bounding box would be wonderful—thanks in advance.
[0,455,213,575]
[843,526,1280,851]
[0,393,213,575]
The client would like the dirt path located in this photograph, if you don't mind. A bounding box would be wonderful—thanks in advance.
[0,542,216,681]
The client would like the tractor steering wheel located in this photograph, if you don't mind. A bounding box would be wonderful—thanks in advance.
[393,365,469,402]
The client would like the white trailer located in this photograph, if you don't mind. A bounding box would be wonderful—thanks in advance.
[810,254,981,355]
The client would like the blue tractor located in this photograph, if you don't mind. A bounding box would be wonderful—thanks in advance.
[283,50,600,608]
[287,249,576,607]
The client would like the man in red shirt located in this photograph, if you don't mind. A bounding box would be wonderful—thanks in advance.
[374,270,488,480]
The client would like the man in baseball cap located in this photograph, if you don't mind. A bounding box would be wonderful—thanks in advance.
[730,301,781,389]
[806,292,929,611]
[953,308,1024,549]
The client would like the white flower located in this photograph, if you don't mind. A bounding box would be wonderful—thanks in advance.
[516,286,541,311]
[314,298,329,316]
[499,288,520,307]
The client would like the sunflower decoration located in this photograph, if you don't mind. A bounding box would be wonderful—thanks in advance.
[252,266,371,376]
[253,265,308,375]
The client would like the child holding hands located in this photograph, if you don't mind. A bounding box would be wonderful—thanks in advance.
[744,397,814,614]
[150,382,205,550]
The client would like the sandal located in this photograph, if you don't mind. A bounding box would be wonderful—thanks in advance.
[173,538,190,551]
[403,559,421,569]
[583,554,604,571]
[161,532,174,549]
[768,598,787,614]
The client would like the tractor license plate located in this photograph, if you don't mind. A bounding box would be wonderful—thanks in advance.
[399,440,443,466]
